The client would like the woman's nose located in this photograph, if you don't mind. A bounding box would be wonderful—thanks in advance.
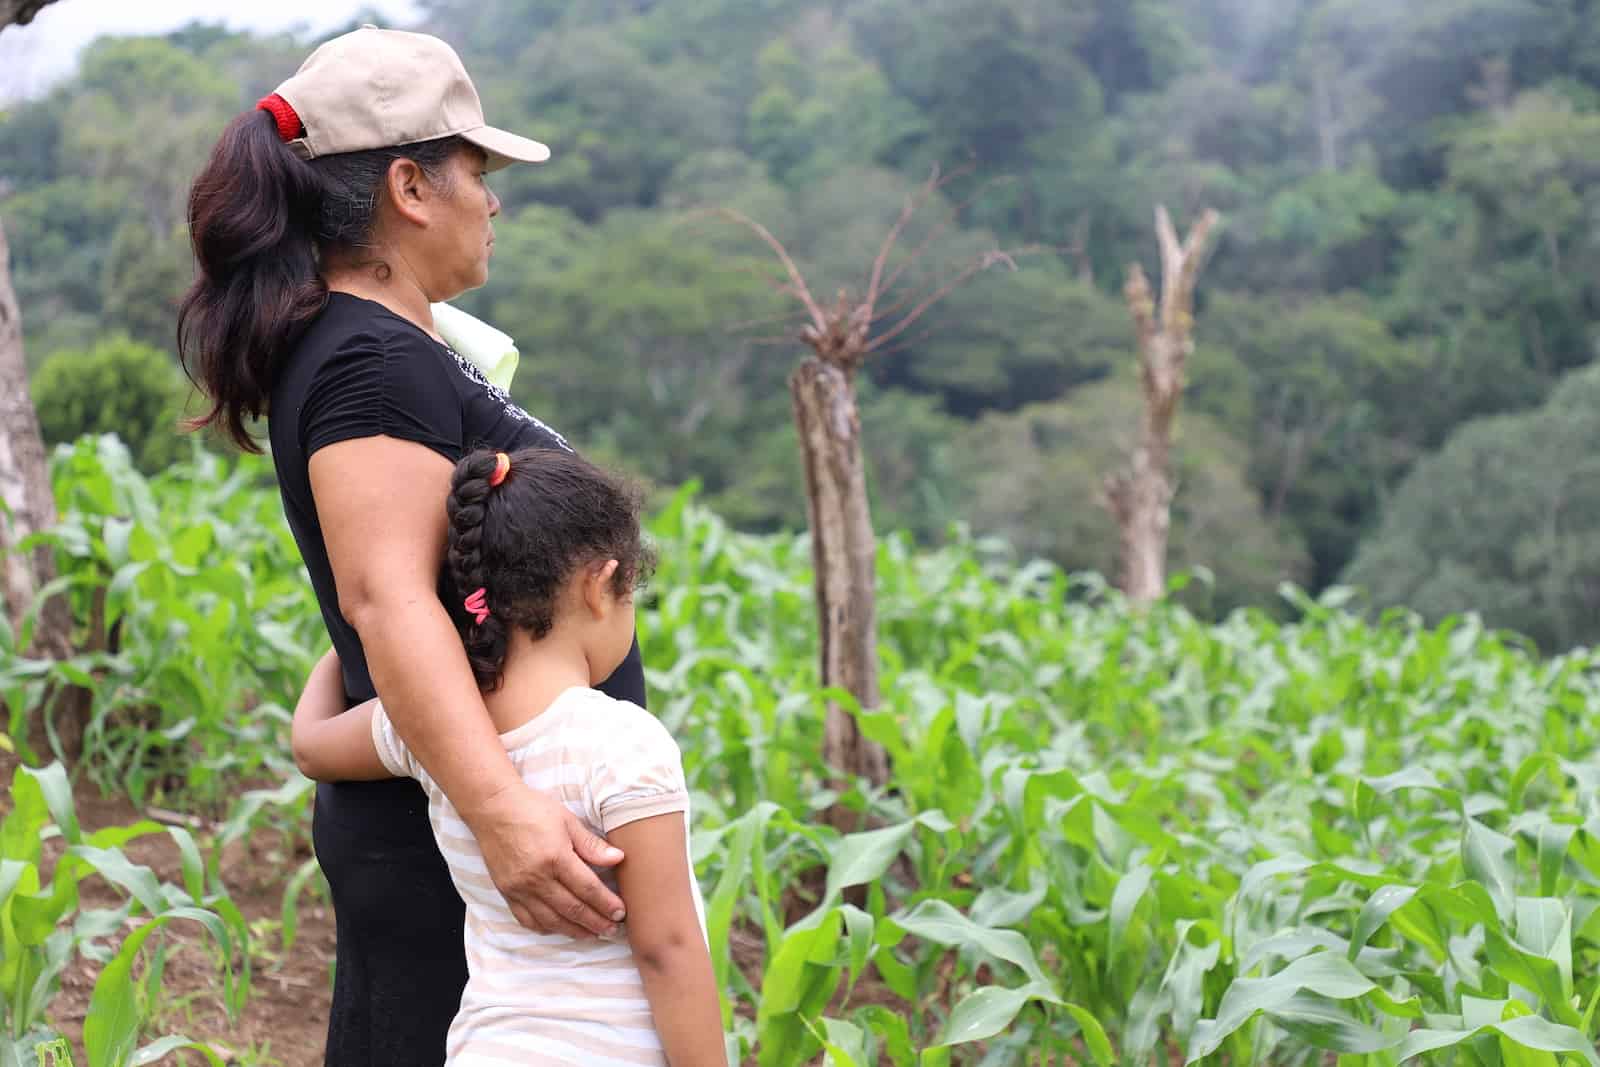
[488,187,502,218]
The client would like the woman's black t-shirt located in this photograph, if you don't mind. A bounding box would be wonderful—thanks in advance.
[271,292,649,1059]
[268,292,646,824]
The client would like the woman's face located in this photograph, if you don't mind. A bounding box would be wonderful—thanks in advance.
[410,147,501,302]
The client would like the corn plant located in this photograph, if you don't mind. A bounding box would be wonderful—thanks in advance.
[8,441,1600,1062]
[0,761,248,1066]
[26,436,319,804]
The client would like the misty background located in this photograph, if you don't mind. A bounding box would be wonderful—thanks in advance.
[3,0,1598,648]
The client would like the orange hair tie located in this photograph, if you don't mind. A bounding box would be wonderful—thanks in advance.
[488,452,511,487]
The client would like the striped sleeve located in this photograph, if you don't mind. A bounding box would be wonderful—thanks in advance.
[369,701,421,781]
[591,708,689,834]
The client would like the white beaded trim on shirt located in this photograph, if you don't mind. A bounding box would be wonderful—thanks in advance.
[443,346,574,454]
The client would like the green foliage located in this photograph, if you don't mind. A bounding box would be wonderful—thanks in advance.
[746,37,925,187]
[30,339,192,474]
[485,28,734,218]
[945,380,1310,615]
[3,442,1599,1060]
[0,762,244,1065]
[1387,89,1600,444]
[642,486,1600,1062]
[10,0,1600,632]
[877,265,1128,416]
[12,437,317,804]
[1341,362,1600,653]
[466,205,795,526]
[1192,293,1422,585]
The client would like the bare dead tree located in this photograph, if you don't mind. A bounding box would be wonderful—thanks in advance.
[0,220,67,639]
[724,169,1018,797]
[0,214,86,770]
[1,0,79,754]
[1101,204,1219,606]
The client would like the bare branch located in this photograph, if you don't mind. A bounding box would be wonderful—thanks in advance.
[865,166,942,311]
[871,239,1049,325]
[865,321,941,361]
[1183,208,1220,262]
[1155,204,1182,289]
[1124,263,1157,360]
[717,208,828,337]
[723,308,808,334]
[865,250,1018,353]
[874,172,1013,305]
[1168,208,1220,335]
[1151,205,1220,337]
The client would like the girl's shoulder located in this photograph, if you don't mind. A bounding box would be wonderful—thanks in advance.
[552,689,679,762]
[565,687,667,732]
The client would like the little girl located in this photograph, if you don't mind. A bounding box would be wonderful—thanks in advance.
[290,447,725,1066]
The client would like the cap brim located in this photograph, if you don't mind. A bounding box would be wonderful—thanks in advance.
[461,125,551,170]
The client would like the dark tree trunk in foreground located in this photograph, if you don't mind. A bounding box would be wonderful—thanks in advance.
[0,219,83,759]
[0,0,63,28]
[790,356,889,786]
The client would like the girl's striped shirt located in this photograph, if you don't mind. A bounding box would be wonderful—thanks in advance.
[370,686,708,1066]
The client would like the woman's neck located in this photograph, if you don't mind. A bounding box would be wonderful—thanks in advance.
[324,266,442,343]
[482,630,592,735]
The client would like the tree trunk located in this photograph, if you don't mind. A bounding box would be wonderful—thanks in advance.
[1109,420,1175,605]
[0,0,63,28]
[0,217,79,756]
[790,357,890,789]
[1103,206,1218,606]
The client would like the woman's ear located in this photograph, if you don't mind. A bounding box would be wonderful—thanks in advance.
[384,158,433,227]
[583,559,622,619]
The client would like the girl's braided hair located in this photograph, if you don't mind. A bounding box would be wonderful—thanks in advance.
[446,447,654,691]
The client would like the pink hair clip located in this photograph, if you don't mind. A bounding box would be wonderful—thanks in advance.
[463,587,489,625]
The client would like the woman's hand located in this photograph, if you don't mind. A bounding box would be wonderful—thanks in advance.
[465,779,627,939]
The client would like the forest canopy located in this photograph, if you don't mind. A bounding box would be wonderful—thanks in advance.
[5,0,1599,646]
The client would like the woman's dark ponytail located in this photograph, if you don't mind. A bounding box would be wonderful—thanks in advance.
[447,452,511,690]
[178,108,327,452]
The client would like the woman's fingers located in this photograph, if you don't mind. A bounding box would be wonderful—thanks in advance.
[511,892,600,941]
[569,818,625,868]
[554,848,627,930]
[499,856,615,938]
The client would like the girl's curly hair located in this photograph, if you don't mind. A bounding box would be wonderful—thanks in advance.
[445,447,654,690]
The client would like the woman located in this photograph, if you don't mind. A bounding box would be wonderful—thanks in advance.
[177,27,642,1065]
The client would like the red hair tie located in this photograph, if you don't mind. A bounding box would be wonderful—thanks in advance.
[489,452,511,487]
[463,587,489,625]
[255,93,302,143]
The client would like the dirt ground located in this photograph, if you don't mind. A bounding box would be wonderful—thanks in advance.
[37,783,335,1067]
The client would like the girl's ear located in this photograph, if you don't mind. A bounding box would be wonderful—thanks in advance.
[583,559,622,618]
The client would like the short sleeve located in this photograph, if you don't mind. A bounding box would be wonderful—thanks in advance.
[591,709,689,834]
[301,327,463,461]
[369,701,422,782]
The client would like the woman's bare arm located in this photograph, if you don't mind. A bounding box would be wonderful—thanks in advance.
[310,434,626,937]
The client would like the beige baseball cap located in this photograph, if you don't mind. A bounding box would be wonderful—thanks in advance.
[273,26,549,171]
